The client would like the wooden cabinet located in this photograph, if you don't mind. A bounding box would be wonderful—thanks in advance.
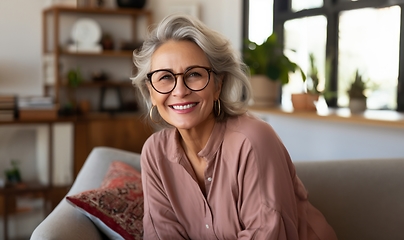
[42,6,153,111]
[73,114,153,177]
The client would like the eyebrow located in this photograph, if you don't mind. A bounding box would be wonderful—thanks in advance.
[150,65,211,73]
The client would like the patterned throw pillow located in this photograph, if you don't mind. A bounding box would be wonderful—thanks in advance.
[66,161,143,240]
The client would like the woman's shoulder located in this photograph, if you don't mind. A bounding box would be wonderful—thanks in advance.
[141,127,180,167]
[227,113,277,137]
[225,113,283,149]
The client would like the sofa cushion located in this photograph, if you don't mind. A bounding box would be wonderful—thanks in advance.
[66,161,143,240]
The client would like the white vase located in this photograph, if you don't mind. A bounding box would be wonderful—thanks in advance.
[349,98,367,113]
[250,75,280,107]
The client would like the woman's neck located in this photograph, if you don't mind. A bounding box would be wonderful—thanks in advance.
[178,115,216,157]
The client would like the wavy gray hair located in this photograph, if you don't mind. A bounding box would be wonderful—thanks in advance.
[131,13,252,126]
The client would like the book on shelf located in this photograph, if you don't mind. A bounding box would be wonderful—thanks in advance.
[0,111,15,121]
[18,96,54,109]
[0,101,15,109]
[0,96,15,101]
[0,95,17,121]
[17,96,58,120]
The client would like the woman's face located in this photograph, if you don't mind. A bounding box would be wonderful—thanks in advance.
[148,40,221,131]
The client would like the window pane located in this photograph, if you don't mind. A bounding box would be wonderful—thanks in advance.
[292,0,323,12]
[338,0,370,2]
[338,6,400,110]
[248,0,273,45]
[283,16,327,108]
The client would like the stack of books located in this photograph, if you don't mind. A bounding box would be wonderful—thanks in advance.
[0,95,17,121]
[18,96,58,120]
[43,54,55,85]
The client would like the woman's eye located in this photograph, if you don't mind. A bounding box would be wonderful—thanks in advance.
[159,74,174,81]
[188,72,202,78]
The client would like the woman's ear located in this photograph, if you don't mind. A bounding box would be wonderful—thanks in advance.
[146,83,156,106]
[215,75,224,99]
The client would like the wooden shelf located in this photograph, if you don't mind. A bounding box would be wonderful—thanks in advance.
[42,5,153,108]
[60,50,134,57]
[43,6,152,16]
[0,117,74,125]
[250,106,404,129]
[80,81,133,87]
[0,182,52,240]
[0,112,143,125]
[47,80,133,88]
[0,182,50,195]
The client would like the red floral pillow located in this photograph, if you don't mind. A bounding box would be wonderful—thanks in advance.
[66,161,143,240]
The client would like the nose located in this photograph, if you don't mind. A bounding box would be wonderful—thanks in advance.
[171,75,191,96]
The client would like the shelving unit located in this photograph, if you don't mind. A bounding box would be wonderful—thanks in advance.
[0,7,155,239]
[42,6,153,111]
[0,119,65,240]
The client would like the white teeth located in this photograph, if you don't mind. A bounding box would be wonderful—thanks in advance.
[172,103,196,110]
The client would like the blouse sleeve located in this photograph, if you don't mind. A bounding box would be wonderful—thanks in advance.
[236,124,301,240]
[141,141,189,240]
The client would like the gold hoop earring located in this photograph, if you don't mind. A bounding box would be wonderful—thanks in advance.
[214,99,221,117]
[149,105,160,123]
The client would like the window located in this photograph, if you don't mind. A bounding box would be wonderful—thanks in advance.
[291,0,323,12]
[338,7,400,109]
[283,16,327,106]
[243,0,404,111]
[248,0,274,44]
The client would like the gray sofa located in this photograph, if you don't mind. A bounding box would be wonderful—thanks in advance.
[31,146,404,240]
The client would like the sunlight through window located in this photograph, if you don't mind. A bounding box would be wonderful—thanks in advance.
[248,0,273,45]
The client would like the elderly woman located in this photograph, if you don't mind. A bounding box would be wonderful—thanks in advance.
[132,14,337,240]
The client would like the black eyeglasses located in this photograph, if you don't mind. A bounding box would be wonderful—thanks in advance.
[146,66,215,94]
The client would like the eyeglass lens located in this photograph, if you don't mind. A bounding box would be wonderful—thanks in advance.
[149,67,210,93]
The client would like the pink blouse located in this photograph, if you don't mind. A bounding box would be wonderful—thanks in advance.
[141,114,337,240]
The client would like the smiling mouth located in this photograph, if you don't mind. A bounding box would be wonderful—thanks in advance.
[171,103,197,110]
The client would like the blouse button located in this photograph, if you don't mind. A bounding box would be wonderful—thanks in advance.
[205,224,209,229]
[207,177,212,182]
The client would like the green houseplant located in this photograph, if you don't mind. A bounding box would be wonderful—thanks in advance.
[291,53,319,111]
[348,69,367,113]
[348,69,367,99]
[307,53,320,94]
[243,33,305,107]
[4,159,22,185]
[243,33,305,85]
[60,68,84,116]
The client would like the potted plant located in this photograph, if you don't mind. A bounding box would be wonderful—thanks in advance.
[4,159,22,186]
[60,68,83,116]
[347,69,368,113]
[291,53,320,111]
[243,33,305,107]
[322,55,338,106]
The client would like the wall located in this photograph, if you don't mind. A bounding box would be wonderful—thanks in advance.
[147,0,243,50]
[0,0,45,96]
[0,0,242,97]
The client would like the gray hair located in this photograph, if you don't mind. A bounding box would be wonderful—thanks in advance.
[131,13,252,126]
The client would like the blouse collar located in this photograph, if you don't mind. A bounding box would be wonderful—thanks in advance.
[168,120,226,163]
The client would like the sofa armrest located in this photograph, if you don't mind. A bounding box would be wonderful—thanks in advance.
[31,146,141,240]
[295,158,404,240]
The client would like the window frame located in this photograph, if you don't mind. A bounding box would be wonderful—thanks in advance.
[243,0,404,111]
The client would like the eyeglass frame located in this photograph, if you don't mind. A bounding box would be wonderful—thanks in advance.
[146,65,216,94]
